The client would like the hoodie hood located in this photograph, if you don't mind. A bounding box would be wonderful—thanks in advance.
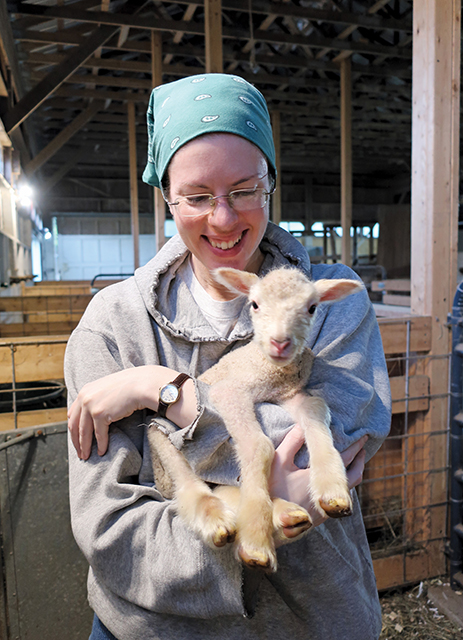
[133,221,312,343]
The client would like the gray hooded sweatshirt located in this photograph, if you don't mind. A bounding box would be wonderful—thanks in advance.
[65,222,391,640]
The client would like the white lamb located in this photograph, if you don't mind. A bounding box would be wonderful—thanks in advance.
[148,266,364,573]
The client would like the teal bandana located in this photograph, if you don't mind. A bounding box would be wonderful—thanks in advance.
[142,73,276,189]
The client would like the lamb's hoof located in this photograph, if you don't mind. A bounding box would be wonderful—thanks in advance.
[319,497,353,518]
[275,505,312,540]
[212,526,236,547]
[196,494,236,547]
[237,544,277,573]
[282,509,312,538]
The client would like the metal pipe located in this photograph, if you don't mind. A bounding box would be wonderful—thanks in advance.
[0,429,43,451]
[10,344,17,430]
[449,280,463,589]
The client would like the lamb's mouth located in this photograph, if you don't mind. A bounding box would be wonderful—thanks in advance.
[207,232,244,250]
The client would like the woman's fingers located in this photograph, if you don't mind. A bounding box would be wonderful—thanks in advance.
[341,435,368,468]
[340,435,368,489]
[273,424,305,470]
[79,408,98,461]
[94,415,111,457]
[346,448,366,489]
[68,402,82,458]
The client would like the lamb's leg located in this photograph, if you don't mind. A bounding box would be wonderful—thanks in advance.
[210,382,277,572]
[148,425,236,547]
[214,487,312,546]
[284,394,353,519]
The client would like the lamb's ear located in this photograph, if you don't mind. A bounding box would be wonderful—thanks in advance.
[315,278,364,303]
[212,268,260,295]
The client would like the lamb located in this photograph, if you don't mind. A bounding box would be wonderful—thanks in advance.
[148,266,364,573]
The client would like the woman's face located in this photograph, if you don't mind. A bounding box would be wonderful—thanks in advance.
[166,134,270,299]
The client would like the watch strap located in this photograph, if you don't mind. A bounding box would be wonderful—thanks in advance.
[157,372,191,418]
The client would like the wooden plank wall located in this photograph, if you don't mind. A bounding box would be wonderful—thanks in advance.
[367,316,448,590]
[0,293,92,337]
[0,336,68,430]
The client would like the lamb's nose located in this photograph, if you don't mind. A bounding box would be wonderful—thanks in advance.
[270,339,291,355]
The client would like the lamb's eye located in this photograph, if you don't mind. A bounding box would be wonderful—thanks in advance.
[251,301,259,310]
[308,304,317,315]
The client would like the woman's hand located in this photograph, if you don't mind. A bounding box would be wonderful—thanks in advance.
[68,366,197,460]
[269,425,368,532]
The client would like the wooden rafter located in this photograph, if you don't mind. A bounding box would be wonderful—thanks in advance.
[12,4,411,59]
[24,100,105,174]
[1,0,416,222]
[2,24,117,133]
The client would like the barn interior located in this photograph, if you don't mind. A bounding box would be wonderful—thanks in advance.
[0,1,461,638]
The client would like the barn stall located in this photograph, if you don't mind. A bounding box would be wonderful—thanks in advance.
[0,0,462,637]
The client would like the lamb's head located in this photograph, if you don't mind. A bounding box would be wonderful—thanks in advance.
[213,267,364,367]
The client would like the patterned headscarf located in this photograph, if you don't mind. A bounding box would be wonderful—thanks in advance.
[142,73,276,189]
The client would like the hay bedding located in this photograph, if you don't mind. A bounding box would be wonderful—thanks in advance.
[380,580,463,639]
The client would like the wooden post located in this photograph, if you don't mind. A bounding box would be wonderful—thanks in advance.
[408,0,461,573]
[271,110,281,227]
[205,0,223,73]
[151,32,162,87]
[151,32,166,253]
[128,101,140,270]
[340,58,352,267]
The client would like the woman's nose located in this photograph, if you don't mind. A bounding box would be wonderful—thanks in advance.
[208,197,238,227]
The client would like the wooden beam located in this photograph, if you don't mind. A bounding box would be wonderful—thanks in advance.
[271,110,281,226]
[205,0,223,73]
[40,146,88,194]
[18,32,412,80]
[151,32,163,86]
[12,4,411,60]
[411,3,460,316]
[151,32,166,253]
[0,0,34,163]
[24,100,104,175]
[2,26,117,134]
[128,101,140,270]
[340,58,352,266]
[409,0,461,549]
[13,1,412,35]
[0,0,27,102]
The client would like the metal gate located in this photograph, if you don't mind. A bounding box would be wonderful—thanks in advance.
[0,422,92,640]
[449,282,463,589]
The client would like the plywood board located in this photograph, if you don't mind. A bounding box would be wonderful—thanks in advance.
[373,540,446,591]
[0,294,92,313]
[383,294,411,307]
[0,322,78,337]
[0,340,67,383]
[0,407,68,431]
[389,374,429,414]
[371,279,411,292]
[378,316,431,354]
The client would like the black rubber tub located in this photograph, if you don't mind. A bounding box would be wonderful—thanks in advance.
[0,380,66,413]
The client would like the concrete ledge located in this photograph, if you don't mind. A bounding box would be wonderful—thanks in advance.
[427,585,463,630]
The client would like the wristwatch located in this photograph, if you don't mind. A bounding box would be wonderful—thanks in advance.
[157,373,191,418]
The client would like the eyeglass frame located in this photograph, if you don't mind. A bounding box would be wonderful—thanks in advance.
[161,173,276,216]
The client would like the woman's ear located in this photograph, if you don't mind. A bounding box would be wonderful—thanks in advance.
[212,268,259,296]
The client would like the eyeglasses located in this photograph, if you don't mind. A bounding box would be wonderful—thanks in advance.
[164,186,275,217]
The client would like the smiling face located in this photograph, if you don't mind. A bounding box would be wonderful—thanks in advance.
[165,134,271,300]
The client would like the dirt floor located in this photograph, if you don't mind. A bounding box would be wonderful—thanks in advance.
[379,579,463,639]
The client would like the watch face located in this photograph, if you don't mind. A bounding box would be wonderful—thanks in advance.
[160,383,179,404]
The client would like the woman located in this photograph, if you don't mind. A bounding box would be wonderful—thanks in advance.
[66,73,391,640]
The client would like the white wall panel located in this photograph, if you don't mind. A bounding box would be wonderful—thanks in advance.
[57,234,157,280]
